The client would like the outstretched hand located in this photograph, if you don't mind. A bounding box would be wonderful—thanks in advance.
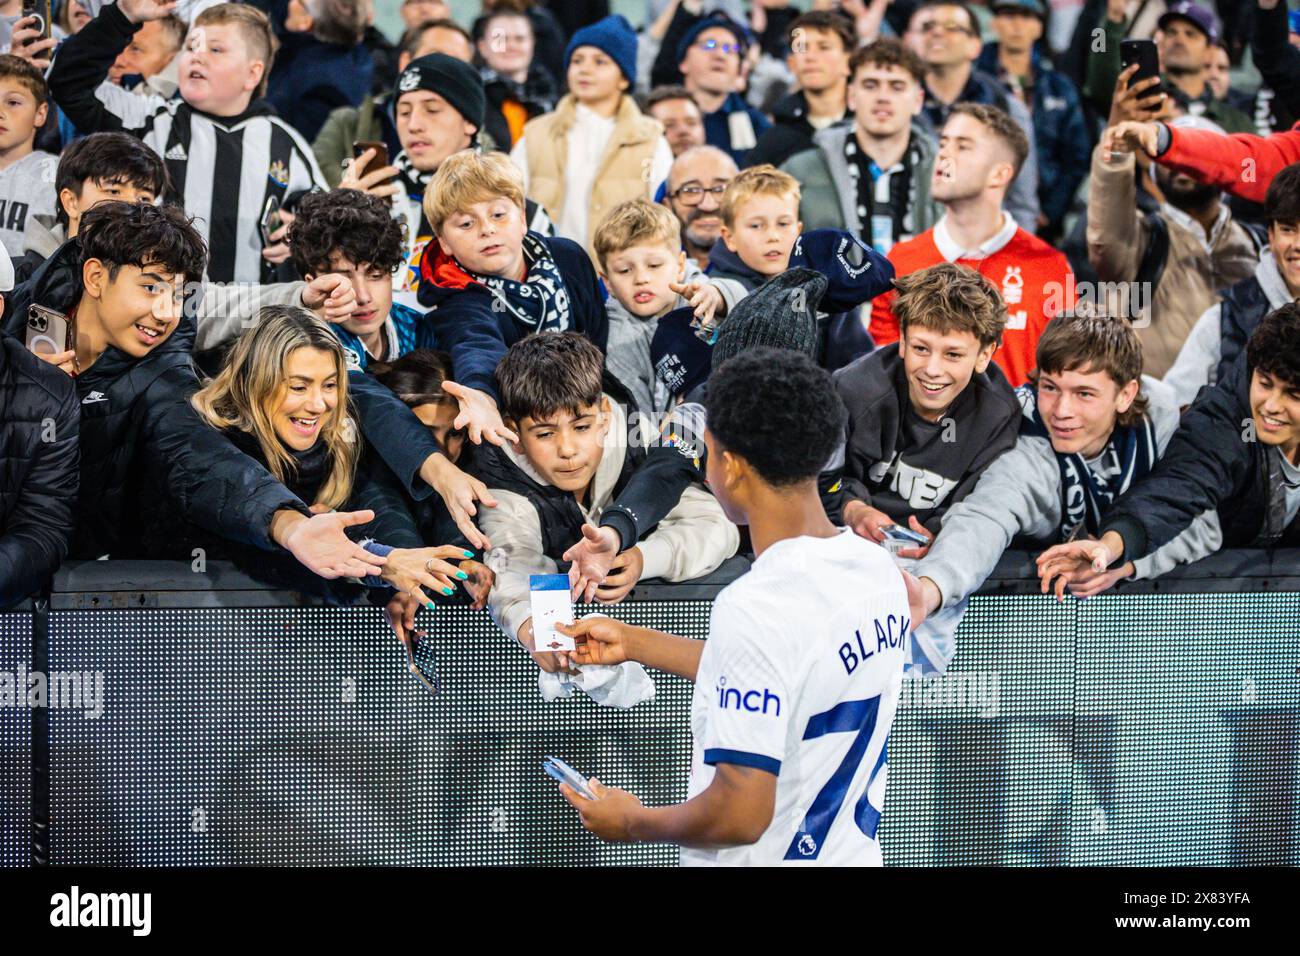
[562,523,621,602]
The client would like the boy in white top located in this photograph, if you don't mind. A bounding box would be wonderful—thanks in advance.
[558,347,926,865]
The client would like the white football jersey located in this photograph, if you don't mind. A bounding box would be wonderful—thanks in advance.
[680,528,908,866]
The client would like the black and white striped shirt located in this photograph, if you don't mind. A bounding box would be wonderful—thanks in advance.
[47,4,325,283]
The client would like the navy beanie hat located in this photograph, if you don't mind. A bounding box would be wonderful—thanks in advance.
[565,14,638,88]
[676,13,751,65]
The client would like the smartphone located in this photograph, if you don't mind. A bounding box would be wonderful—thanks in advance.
[543,756,596,800]
[1120,39,1163,95]
[21,0,52,41]
[352,140,390,181]
[25,304,71,357]
[259,194,283,246]
[882,525,930,556]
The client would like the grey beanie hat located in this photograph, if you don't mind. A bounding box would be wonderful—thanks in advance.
[711,268,827,369]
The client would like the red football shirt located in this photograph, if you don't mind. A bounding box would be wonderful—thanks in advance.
[869,215,1076,387]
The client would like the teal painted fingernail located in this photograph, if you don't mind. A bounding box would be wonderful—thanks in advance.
[442,586,455,595]
[425,601,436,610]
[462,550,474,558]
[456,570,468,579]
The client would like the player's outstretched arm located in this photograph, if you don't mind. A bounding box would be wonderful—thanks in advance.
[559,763,776,848]
[557,618,702,681]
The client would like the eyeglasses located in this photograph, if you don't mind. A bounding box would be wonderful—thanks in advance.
[402,628,441,698]
[695,38,742,55]
[917,20,975,36]
[669,182,727,205]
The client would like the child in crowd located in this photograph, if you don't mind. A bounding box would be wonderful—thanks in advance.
[0,55,57,257]
[1,200,383,580]
[335,52,553,296]
[416,149,607,400]
[1038,304,1300,596]
[289,188,436,371]
[473,332,738,673]
[913,314,1217,648]
[827,263,1020,549]
[8,131,355,362]
[705,163,893,371]
[594,199,743,418]
[47,1,326,283]
[511,14,672,253]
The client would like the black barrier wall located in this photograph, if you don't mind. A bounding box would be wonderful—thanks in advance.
[3,552,1298,866]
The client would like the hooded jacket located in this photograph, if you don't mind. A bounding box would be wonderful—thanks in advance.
[1163,251,1298,406]
[824,342,1022,533]
[0,330,79,607]
[415,232,608,397]
[1103,358,1300,564]
[781,122,942,245]
[472,396,738,641]
[0,238,309,559]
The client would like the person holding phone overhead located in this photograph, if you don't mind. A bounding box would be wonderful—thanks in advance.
[0,235,80,609]
[338,52,551,295]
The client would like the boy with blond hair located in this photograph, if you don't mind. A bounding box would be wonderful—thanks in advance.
[594,199,745,417]
[695,162,894,373]
[47,0,326,284]
[416,149,607,401]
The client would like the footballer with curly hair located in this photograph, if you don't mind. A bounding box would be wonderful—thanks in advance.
[553,347,927,866]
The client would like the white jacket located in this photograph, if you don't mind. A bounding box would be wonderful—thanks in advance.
[480,397,739,641]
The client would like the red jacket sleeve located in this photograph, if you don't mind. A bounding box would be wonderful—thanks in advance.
[1159,121,1300,205]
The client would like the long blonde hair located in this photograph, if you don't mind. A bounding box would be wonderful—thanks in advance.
[192,306,359,509]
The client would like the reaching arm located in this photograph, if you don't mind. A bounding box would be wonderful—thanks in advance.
[46,2,165,136]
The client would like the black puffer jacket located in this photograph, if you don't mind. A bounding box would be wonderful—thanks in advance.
[1,238,310,559]
[1104,356,1300,561]
[0,331,80,606]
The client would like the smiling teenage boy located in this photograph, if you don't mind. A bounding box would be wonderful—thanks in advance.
[1037,304,1300,595]
[555,347,925,865]
[473,332,737,674]
[828,263,1020,556]
[2,200,386,578]
[47,1,327,284]
[913,313,1217,624]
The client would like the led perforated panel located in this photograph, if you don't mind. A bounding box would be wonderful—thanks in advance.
[48,603,707,866]
[43,592,1300,867]
[0,612,32,868]
[880,592,1300,866]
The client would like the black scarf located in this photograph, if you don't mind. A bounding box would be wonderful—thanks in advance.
[469,232,572,333]
[1017,383,1159,540]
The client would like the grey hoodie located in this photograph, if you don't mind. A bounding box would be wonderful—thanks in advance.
[916,376,1222,608]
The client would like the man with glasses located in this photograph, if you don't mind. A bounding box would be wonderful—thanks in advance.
[663,144,739,269]
[673,13,770,166]
[906,0,1042,233]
